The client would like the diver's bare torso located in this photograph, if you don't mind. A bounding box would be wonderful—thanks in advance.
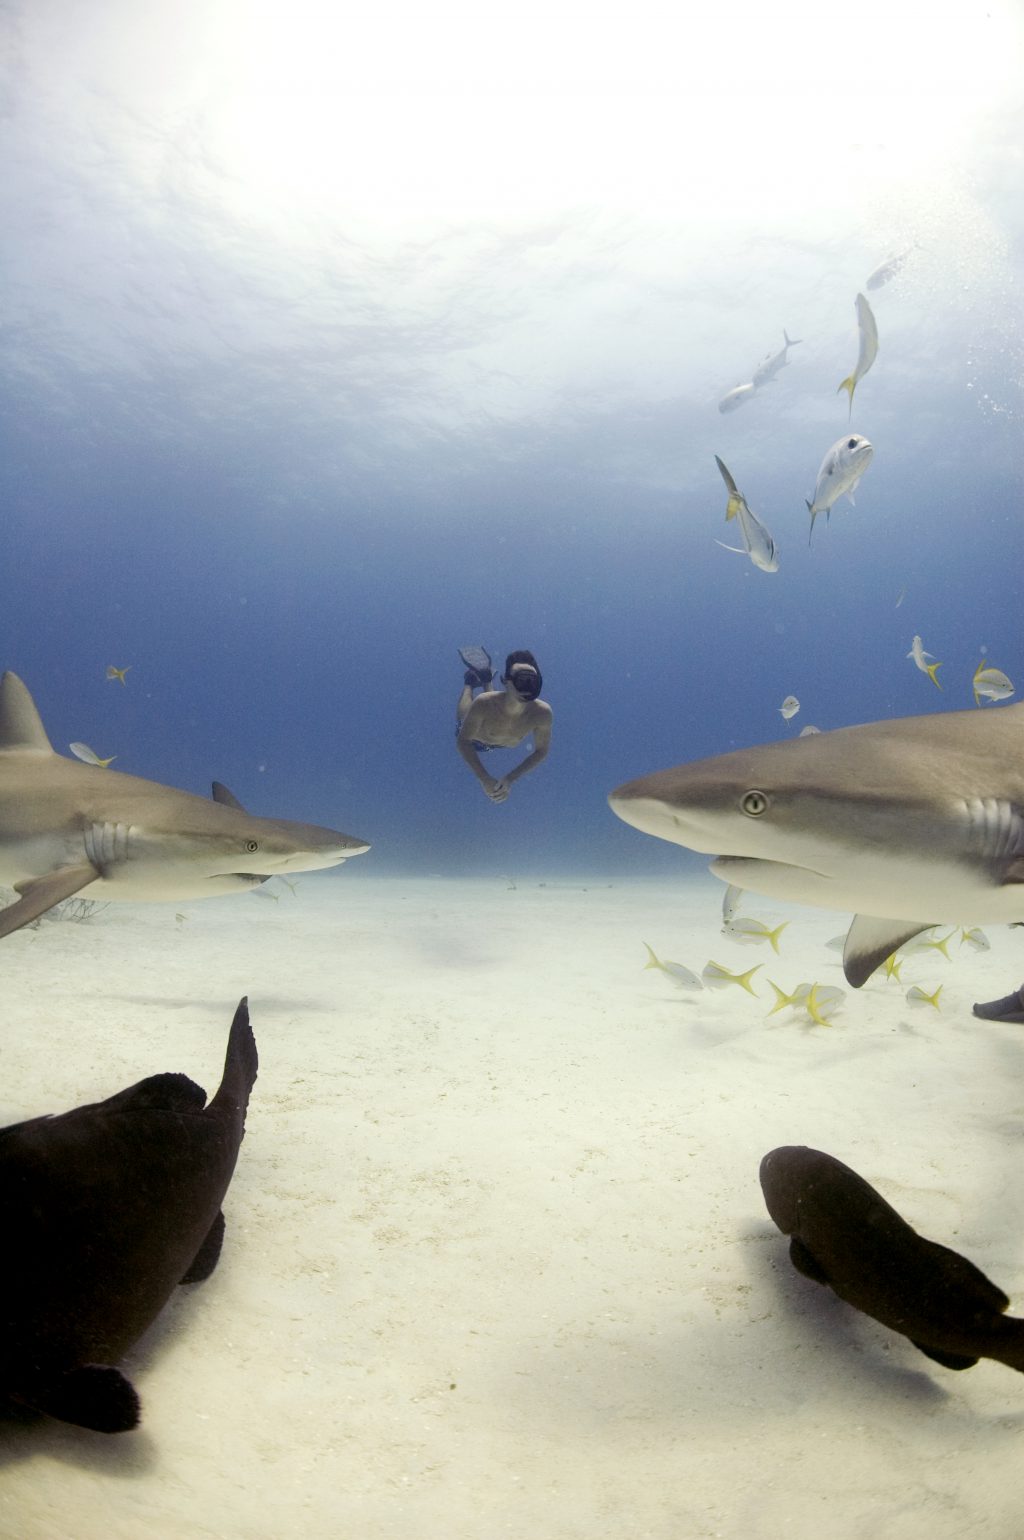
[459,691,552,748]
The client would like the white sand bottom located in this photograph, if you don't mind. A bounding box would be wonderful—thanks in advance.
[2,873,1023,1540]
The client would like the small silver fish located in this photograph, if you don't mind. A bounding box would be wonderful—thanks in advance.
[906,983,943,1011]
[69,741,117,768]
[907,635,942,690]
[806,434,874,543]
[714,456,779,574]
[721,883,744,924]
[798,725,821,737]
[837,292,879,416]
[718,383,757,414]
[866,249,913,291]
[972,661,1014,705]
[723,916,788,953]
[825,935,847,953]
[642,943,703,991]
[702,959,761,994]
[751,330,801,388]
[779,695,800,721]
[959,926,990,952]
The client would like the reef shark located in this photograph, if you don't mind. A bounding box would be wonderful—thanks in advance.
[608,704,1024,987]
[0,672,370,939]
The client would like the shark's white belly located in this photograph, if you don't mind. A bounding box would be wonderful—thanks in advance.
[0,829,260,902]
[710,851,1024,925]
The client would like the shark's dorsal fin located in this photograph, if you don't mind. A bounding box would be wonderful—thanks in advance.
[0,673,54,755]
[843,915,934,988]
[211,781,247,811]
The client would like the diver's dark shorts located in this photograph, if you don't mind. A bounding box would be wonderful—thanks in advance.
[455,720,496,753]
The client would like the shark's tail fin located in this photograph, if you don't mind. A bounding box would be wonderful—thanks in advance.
[211,997,258,1119]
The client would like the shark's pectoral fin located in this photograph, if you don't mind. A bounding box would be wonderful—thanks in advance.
[3,865,100,939]
[843,915,934,988]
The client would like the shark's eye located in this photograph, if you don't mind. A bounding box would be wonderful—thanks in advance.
[741,789,770,817]
[245,840,260,853]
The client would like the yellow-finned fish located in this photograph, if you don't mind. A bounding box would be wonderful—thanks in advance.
[718,383,757,414]
[972,661,1015,706]
[767,980,844,1023]
[899,929,954,961]
[779,695,800,721]
[751,329,801,388]
[837,292,878,417]
[713,456,779,574]
[723,916,789,954]
[68,741,117,768]
[106,665,131,685]
[907,635,942,690]
[702,959,761,995]
[883,953,903,982]
[721,883,744,924]
[642,943,703,991]
[906,984,943,1011]
[959,926,990,952]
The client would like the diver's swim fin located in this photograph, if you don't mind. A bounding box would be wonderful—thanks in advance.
[458,645,493,687]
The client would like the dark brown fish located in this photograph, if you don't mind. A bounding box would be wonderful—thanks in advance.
[760,1145,1024,1374]
[0,998,257,1432]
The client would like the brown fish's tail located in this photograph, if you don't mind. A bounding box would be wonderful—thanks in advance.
[210,997,258,1118]
[986,1315,1024,1373]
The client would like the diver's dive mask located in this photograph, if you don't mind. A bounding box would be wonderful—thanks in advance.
[507,667,541,700]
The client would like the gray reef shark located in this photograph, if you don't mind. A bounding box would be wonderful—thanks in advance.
[608,704,1024,987]
[0,672,370,939]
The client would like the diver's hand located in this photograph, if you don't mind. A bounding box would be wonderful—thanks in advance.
[483,776,510,803]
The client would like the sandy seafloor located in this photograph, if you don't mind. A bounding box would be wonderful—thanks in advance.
[2,871,1024,1540]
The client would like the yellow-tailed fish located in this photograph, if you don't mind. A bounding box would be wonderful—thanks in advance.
[804,984,846,1025]
[906,983,943,1011]
[106,665,131,685]
[767,980,812,1015]
[837,292,878,417]
[972,661,1015,706]
[721,883,744,924]
[68,742,116,768]
[779,695,800,721]
[713,456,779,574]
[798,725,821,737]
[959,926,990,952]
[723,916,789,954]
[883,953,903,982]
[899,929,954,961]
[702,959,761,995]
[642,943,703,991]
[907,635,942,689]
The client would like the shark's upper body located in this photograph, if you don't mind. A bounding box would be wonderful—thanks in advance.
[608,702,1024,985]
[0,672,370,937]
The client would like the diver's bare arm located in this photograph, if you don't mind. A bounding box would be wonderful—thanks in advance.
[505,709,552,786]
[457,725,499,789]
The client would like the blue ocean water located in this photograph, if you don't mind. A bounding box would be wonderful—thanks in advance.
[1,0,1022,888]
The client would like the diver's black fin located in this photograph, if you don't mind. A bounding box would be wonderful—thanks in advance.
[24,1365,141,1432]
[910,1341,979,1371]
[788,1237,829,1284]
[180,1210,225,1285]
